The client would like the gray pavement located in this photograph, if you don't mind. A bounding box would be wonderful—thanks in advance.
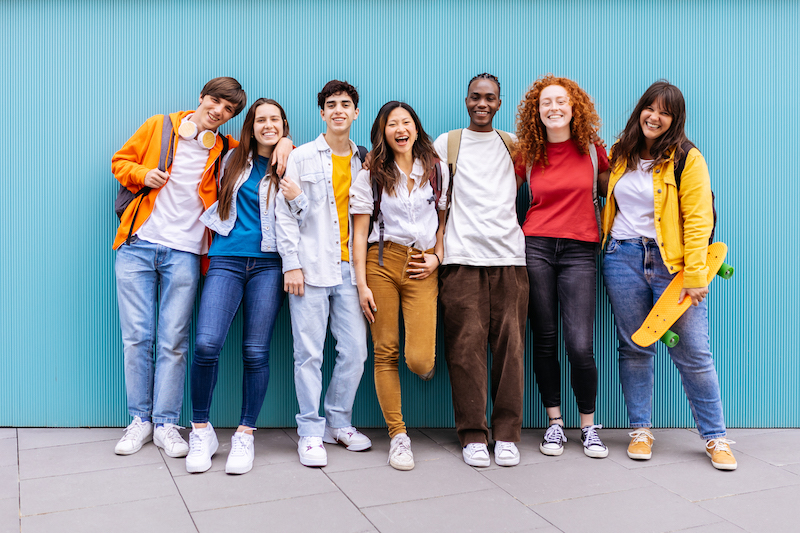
[2,426,798,532]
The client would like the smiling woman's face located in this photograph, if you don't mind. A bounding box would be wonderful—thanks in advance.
[538,84,573,137]
[384,107,417,157]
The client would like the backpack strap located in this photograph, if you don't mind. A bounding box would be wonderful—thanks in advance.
[357,145,368,164]
[125,114,174,245]
[495,129,514,159]
[371,177,385,266]
[673,140,695,189]
[213,134,230,187]
[589,143,602,244]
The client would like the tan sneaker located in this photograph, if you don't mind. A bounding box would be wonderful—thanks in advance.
[705,438,737,470]
[627,428,654,460]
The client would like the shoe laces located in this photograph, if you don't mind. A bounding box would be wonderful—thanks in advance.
[188,429,210,456]
[707,438,735,453]
[495,441,517,457]
[543,423,566,444]
[302,436,323,451]
[121,417,148,441]
[160,424,185,446]
[389,434,412,462]
[582,425,605,448]
[230,432,253,456]
[464,443,488,457]
[628,428,654,444]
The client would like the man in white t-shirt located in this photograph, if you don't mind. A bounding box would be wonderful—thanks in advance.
[110,78,246,457]
[433,73,529,468]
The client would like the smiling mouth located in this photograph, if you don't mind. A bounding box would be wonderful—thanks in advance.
[395,136,409,145]
[547,113,563,120]
[645,121,661,130]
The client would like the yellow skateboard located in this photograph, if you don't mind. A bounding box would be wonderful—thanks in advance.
[631,242,734,348]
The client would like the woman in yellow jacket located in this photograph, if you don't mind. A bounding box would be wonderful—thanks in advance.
[601,81,736,470]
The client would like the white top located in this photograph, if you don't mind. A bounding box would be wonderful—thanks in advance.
[349,159,449,251]
[137,115,210,254]
[610,159,658,239]
[433,129,525,266]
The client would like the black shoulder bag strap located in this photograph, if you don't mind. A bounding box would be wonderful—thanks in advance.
[125,115,175,245]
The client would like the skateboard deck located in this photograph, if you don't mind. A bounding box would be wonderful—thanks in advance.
[631,242,733,348]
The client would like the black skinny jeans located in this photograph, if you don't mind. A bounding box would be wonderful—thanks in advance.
[526,237,597,414]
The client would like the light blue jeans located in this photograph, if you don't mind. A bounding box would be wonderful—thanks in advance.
[115,237,200,425]
[288,262,368,437]
[602,237,727,439]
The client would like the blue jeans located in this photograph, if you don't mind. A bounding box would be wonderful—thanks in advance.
[602,237,727,439]
[288,262,368,437]
[191,256,284,428]
[526,237,597,414]
[115,238,201,425]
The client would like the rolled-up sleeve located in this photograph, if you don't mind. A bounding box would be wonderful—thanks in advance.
[349,169,375,215]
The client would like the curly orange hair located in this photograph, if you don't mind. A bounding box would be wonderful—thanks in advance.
[514,74,601,167]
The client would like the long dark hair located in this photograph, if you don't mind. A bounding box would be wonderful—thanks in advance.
[611,80,689,172]
[218,98,290,220]
[368,101,437,196]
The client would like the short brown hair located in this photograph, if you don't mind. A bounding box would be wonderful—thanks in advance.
[317,79,359,109]
[201,77,247,116]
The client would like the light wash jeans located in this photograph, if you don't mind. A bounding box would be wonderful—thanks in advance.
[602,237,727,439]
[115,237,200,425]
[288,261,368,436]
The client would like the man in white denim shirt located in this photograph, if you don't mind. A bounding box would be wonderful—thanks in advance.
[275,80,372,467]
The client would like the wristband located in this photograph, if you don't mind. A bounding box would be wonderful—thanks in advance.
[434,253,442,266]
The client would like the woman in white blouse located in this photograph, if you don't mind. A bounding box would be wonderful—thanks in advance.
[350,101,448,471]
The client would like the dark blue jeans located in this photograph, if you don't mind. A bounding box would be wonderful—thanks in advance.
[525,237,597,414]
[191,256,284,427]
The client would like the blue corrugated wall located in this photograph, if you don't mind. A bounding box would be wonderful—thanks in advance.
[1,0,798,428]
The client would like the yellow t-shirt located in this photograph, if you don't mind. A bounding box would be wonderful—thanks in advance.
[331,152,351,262]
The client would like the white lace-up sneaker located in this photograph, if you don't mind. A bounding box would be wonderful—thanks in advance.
[388,433,414,471]
[298,436,327,467]
[323,425,372,451]
[185,423,219,473]
[114,416,153,455]
[581,424,609,458]
[462,442,490,467]
[494,440,520,466]
[225,431,255,475]
[153,424,189,458]
[540,423,567,456]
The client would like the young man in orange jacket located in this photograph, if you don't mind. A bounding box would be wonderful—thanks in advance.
[111,77,246,457]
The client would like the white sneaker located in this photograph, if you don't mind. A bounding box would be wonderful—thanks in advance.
[494,440,520,466]
[185,423,219,473]
[323,425,372,451]
[114,416,153,455]
[298,436,327,467]
[153,424,189,458]
[581,424,609,458]
[388,433,414,471]
[462,443,490,467]
[225,431,255,475]
[540,423,566,456]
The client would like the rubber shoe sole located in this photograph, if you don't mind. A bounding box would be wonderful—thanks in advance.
[584,446,609,458]
[153,433,189,458]
[539,443,564,456]
[225,458,253,475]
[627,448,652,460]
[706,450,737,471]
[186,440,218,473]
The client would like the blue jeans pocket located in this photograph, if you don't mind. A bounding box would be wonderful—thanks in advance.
[604,238,619,255]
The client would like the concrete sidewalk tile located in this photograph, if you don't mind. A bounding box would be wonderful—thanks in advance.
[0,466,17,500]
[675,522,746,532]
[21,495,195,533]
[327,453,494,508]
[534,485,721,533]
[323,429,452,474]
[0,439,16,468]
[192,491,377,533]
[0,497,18,533]
[20,463,177,516]
[635,454,800,502]
[164,427,298,478]
[19,438,163,480]
[697,484,800,532]
[483,455,652,506]
[604,428,702,470]
[724,428,790,438]
[782,463,800,476]
[362,487,551,532]
[0,430,15,440]
[174,459,336,512]
[17,428,122,450]
[730,429,800,466]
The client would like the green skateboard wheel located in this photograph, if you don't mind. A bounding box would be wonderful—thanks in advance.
[660,330,680,347]
[717,262,734,280]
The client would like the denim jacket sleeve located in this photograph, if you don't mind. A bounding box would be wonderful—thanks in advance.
[276,153,304,273]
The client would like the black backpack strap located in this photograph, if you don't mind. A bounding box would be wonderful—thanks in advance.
[673,141,695,189]
[213,135,230,187]
[357,145,368,164]
[371,177,385,266]
[432,160,442,206]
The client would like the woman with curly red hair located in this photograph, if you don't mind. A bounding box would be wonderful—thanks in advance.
[515,75,610,458]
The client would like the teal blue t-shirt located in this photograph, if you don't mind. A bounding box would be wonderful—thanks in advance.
[209,155,277,258]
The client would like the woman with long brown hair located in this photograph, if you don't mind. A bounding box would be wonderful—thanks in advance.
[515,75,610,458]
[350,101,447,470]
[185,98,301,475]
[602,81,736,470]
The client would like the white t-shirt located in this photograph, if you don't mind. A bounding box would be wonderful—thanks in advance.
[610,159,658,239]
[433,129,525,266]
[349,159,449,251]
[137,116,211,254]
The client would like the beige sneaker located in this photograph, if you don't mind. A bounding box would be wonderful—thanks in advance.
[627,428,654,460]
[705,438,737,470]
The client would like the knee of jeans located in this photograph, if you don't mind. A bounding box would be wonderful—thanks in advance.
[194,334,224,364]
[241,347,269,371]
